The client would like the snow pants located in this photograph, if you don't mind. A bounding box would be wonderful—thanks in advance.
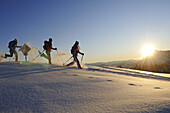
[46,51,51,64]
[67,55,82,68]
[5,49,18,62]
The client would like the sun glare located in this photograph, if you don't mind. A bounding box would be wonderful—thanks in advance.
[142,44,155,57]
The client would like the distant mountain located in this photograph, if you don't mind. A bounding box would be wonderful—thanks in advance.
[87,50,170,73]
[134,50,170,73]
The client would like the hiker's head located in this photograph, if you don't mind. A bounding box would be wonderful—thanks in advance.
[49,38,52,42]
[75,41,79,46]
[14,39,17,43]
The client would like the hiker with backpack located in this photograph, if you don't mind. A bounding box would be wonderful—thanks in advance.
[66,41,84,69]
[1,39,22,62]
[41,38,57,64]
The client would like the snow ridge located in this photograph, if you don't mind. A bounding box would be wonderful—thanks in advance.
[87,66,170,81]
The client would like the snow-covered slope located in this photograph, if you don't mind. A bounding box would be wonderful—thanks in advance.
[0,62,170,113]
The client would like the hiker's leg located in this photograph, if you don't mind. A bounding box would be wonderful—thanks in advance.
[67,56,75,66]
[41,52,48,59]
[47,52,51,64]
[5,49,14,58]
[66,61,75,66]
[14,50,18,62]
[74,56,82,69]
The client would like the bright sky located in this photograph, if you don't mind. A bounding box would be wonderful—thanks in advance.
[0,0,170,63]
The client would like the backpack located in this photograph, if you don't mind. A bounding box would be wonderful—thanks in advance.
[43,41,49,50]
[8,41,15,49]
[71,46,75,54]
[71,45,79,54]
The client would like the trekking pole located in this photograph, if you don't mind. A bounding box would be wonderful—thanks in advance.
[81,55,84,64]
[32,50,45,61]
[56,49,64,65]
[63,56,73,66]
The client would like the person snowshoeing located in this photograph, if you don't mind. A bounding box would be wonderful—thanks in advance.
[41,38,57,64]
[2,39,21,62]
[67,41,84,69]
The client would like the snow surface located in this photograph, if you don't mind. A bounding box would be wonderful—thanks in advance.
[0,62,170,113]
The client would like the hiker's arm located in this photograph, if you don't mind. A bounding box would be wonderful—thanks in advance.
[78,51,84,55]
[16,45,22,48]
[52,47,57,50]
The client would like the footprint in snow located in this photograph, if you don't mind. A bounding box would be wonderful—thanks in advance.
[107,80,113,82]
[128,83,137,86]
[72,74,78,76]
[154,87,161,89]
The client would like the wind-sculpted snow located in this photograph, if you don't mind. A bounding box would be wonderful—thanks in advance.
[87,66,170,81]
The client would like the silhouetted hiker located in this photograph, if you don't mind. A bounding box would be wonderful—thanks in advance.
[67,41,84,69]
[1,39,21,62]
[41,38,57,64]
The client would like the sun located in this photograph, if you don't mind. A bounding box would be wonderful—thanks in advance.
[142,44,155,57]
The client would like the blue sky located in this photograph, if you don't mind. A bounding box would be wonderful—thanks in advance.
[0,0,170,63]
